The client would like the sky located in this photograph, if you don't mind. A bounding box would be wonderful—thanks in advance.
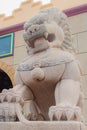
[0,0,50,16]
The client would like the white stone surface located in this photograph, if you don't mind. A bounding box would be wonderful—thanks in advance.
[83,99,87,124]
[78,32,87,53]
[81,76,87,98]
[72,34,78,53]
[68,13,87,34]
[77,53,87,75]
[0,121,85,130]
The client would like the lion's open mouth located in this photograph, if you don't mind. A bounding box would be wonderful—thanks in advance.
[28,33,55,48]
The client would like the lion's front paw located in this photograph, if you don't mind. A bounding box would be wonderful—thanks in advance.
[0,89,24,105]
[49,105,83,121]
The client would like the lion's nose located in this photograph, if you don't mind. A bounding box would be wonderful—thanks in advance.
[27,25,40,34]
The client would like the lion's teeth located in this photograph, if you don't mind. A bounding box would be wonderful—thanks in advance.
[44,32,48,39]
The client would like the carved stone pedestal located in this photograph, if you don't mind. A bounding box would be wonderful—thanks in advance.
[0,121,85,130]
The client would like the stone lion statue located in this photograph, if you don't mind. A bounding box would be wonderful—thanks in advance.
[0,8,83,122]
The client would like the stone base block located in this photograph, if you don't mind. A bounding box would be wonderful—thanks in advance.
[0,121,85,130]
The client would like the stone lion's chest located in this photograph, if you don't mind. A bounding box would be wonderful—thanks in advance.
[18,63,65,116]
[17,49,74,91]
[16,49,74,117]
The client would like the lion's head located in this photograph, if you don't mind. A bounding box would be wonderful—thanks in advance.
[23,8,74,54]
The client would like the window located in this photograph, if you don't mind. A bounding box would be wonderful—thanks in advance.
[0,33,14,58]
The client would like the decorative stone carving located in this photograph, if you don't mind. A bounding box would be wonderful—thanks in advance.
[0,8,84,125]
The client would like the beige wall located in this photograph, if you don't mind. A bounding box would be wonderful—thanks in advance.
[1,11,87,125]
[1,30,27,68]
[68,12,87,124]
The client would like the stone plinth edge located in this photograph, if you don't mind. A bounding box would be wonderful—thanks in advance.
[0,121,85,130]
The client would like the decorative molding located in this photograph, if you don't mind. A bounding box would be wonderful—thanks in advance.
[0,22,24,35]
[0,4,87,35]
[64,4,87,17]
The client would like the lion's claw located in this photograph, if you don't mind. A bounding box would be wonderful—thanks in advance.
[49,105,83,121]
[0,89,24,105]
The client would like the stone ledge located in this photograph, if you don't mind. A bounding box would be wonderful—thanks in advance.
[0,121,85,130]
